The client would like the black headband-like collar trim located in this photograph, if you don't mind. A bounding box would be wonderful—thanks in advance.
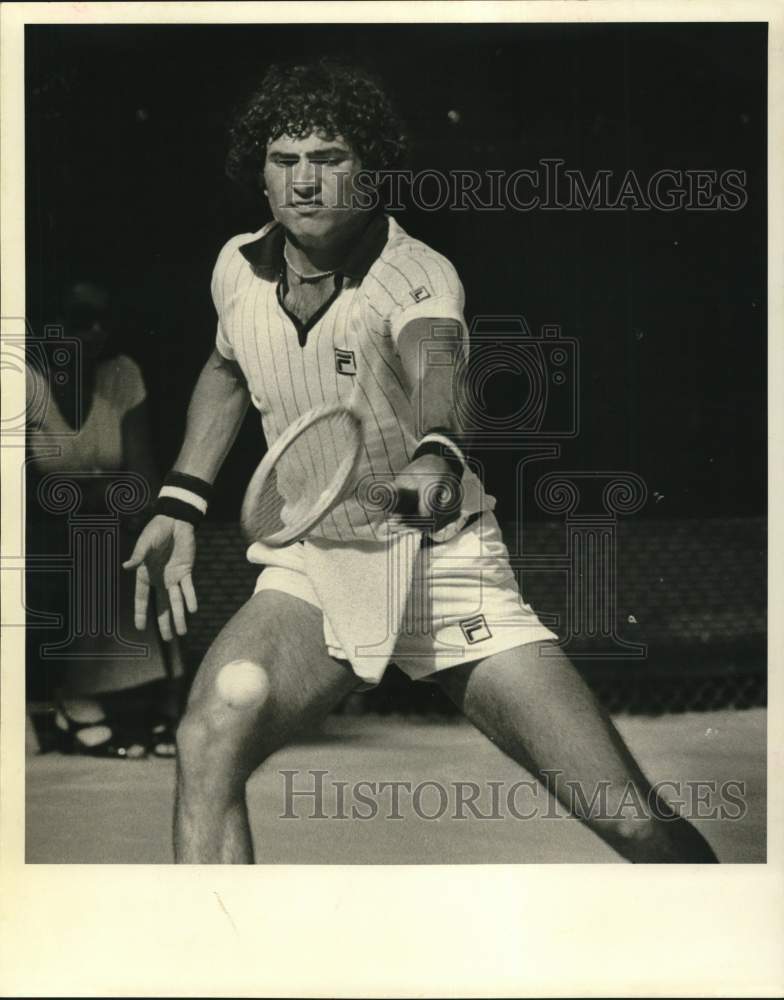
[238,213,389,279]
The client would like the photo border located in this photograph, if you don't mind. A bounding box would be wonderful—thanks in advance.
[1,2,782,996]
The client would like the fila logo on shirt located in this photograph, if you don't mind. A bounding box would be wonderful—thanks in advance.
[459,614,493,644]
[335,348,357,376]
[410,285,431,303]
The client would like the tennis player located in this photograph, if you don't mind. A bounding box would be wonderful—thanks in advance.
[125,60,718,863]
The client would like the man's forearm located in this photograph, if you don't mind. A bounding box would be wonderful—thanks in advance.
[172,348,251,483]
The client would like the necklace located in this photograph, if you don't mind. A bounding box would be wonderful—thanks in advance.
[283,248,337,282]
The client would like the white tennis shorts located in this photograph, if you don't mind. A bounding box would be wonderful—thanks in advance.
[250,511,558,686]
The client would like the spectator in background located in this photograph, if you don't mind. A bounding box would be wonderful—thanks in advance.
[26,279,182,757]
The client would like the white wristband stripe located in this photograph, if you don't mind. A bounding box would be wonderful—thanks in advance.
[418,432,466,469]
[159,485,209,514]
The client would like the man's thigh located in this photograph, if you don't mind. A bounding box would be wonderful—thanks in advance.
[435,641,651,801]
[186,589,359,745]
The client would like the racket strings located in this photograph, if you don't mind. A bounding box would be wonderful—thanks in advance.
[243,408,362,546]
[278,412,353,502]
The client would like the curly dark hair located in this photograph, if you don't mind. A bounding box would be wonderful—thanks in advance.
[226,59,409,192]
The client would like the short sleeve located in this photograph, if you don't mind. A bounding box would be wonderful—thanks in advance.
[111,355,147,413]
[211,236,244,362]
[369,249,467,347]
[214,320,236,362]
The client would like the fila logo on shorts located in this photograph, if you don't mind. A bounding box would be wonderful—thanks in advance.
[334,348,357,375]
[410,285,431,303]
[459,614,493,644]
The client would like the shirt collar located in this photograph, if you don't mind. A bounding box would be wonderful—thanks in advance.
[238,212,390,280]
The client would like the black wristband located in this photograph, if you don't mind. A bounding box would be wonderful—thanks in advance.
[153,471,213,526]
[162,471,214,504]
[153,496,204,527]
[412,428,464,480]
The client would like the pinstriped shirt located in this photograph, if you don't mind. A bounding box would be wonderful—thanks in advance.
[211,213,493,542]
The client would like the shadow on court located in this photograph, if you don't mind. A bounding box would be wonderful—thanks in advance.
[25,708,765,864]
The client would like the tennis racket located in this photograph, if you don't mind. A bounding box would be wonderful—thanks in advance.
[241,402,468,678]
[240,403,364,547]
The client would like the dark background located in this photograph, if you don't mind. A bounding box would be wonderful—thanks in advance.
[25,22,767,523]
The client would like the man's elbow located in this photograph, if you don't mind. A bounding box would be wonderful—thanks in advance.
[207,348,247,389]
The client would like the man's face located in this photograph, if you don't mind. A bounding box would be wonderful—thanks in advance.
[263,132,368,247]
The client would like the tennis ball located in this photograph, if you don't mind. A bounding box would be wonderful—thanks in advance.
[215,659,271,709]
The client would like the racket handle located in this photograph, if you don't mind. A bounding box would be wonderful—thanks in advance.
[392,486,420,517]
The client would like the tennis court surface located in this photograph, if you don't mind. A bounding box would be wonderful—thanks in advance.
[26,705,765,864]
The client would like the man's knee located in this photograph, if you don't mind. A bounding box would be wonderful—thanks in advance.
[177,659,274,781]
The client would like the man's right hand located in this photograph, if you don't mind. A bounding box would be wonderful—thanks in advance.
[123,515,198,641]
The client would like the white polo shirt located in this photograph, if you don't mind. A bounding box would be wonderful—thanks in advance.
[211,212,493,542]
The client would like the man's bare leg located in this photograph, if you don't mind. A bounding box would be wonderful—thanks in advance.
[174,590,358,864]
[437,641,718,863]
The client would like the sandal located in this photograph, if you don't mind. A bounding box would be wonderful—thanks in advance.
[148,717,177,758]
[54,707,148,759]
